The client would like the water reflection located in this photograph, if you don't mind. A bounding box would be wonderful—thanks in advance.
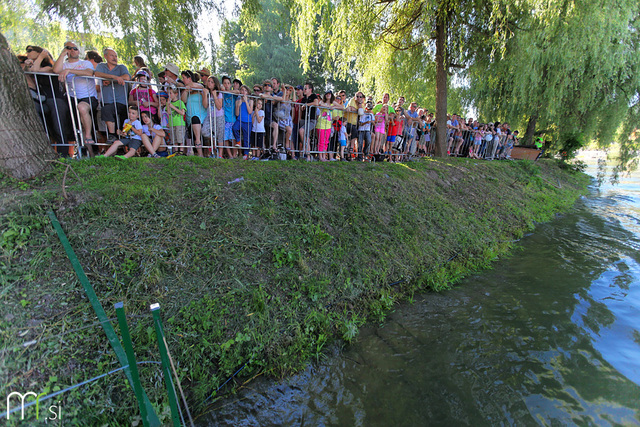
[204,161,640,426]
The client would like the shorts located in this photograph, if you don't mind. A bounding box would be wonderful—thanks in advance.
[101,102,127,126]
[70,96,99,122]
[346,123,358,138]
[252,131,265,149]
[278,118,293,129]
[339,139,347,147]
[224,122,234,141]
[387,135,397,143]
[299,120,317,132]
[168,125,186,146]
[189,116,202,125]
[119,137,142,150]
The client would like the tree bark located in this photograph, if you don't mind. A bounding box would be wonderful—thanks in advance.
[434,16,448,158]
[0,32,55,180]
[524,113,538,146]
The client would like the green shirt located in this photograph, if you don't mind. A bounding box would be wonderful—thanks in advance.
[169,100,186,127]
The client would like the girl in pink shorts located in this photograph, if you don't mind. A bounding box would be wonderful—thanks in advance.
[373,105,388,155]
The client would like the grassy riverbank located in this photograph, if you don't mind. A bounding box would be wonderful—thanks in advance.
[1,157,589,424]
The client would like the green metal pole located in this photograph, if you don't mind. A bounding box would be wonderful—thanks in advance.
[115,302,150,427]
[47,210,161,426]
[150,303,181,427]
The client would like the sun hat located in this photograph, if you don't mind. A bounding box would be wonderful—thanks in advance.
[164,63,180,76]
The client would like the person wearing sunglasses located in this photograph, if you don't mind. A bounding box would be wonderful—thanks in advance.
[53,41,99,151]
[344,91,365,157]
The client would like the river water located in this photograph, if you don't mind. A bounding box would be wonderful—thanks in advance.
[204,156,640,426]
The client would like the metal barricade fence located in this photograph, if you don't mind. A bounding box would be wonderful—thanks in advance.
[24,71,510,162]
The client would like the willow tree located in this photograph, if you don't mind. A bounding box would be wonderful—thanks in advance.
[36,0,203,71]
[288,0,513,157]
[467,0,640,168]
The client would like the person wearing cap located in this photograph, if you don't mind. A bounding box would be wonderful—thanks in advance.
[199,67,210,85]
[129,69,159,119]
[94,48,131,141]
[163,63,184,87]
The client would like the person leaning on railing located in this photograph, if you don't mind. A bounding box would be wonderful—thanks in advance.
[181,70,208,157]
[202,76,225,158]
[53,41,99,153]
[94,48,131,142]
[128,70,159,121]
[24,46,73,152]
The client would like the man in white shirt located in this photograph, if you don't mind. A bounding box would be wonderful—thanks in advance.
[53,41,99,147]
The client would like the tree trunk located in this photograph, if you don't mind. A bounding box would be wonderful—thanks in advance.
[434,16,448,158]
[0,32,55,180]
[523,113,538,146]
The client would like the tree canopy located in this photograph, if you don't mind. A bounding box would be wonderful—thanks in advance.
[466,0,640,172]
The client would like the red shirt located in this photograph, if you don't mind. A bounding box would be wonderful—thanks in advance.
[389,119,401,137]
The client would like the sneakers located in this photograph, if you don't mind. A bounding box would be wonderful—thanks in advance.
[114,155,127,160]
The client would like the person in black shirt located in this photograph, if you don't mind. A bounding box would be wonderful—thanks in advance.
[297,82,320,161]
[25,46,73,149]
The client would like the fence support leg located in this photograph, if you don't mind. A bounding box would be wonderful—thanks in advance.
[115,302,150,427]
[150,303,182,427]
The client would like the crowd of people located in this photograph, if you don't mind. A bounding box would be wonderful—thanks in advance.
[19,42,521,162]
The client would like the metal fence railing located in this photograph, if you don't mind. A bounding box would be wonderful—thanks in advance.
[24,72,516,162]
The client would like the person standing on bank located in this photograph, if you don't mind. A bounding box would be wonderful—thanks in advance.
[94,48,131,142]
[53,41,99,154]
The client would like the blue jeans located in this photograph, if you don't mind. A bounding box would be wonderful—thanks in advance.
[233,120,251,155]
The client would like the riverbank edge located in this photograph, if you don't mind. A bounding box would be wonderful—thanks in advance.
[0,157,590,424]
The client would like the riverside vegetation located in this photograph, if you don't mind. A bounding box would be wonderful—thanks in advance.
[0,157,589,424]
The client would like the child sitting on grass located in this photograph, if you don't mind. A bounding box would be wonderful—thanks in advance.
[140,110,167,157]
[103,106,147,158]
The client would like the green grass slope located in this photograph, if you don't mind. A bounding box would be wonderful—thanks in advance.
[0,157,589,424]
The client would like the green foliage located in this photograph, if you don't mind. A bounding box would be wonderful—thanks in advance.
[3,0,203,73]
[466,0,640,168]
[217,0,358,91]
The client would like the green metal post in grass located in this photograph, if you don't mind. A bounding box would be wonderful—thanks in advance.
[47,210,161,426]
[115,302,150,427]
[150,303,181,427]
